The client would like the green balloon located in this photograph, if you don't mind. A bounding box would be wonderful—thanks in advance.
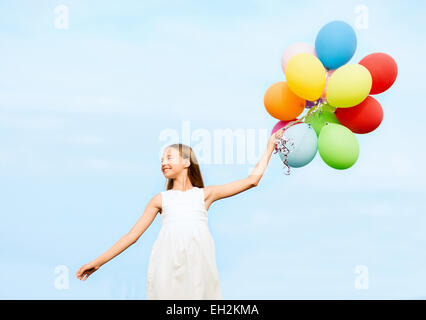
[322,103,337,113]
[305,104,340,137]
[318,123,359,170]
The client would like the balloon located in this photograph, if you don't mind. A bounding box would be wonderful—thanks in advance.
[359,53,398,94]
[281,43,316,74]
[264,82,305,121]
[335,96,383,134]
[322,103,336,113]
[271,119,298,135]
[315,20,357,70]
[326,64,372,108]
[305,104,340,136]
[285,53,326,101]
[279,123,318,168]
[318,123,359,170]
[321,70,335,99]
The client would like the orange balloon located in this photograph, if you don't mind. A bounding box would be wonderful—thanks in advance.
[264,82,305,121]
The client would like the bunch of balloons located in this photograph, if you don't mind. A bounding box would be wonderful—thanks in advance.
[264,20,398,173]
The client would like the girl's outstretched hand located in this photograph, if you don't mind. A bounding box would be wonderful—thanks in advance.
[76,261,100,281]
[267,128,284,152]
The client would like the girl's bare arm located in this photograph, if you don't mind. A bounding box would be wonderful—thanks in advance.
[76,193,162,281]
[204,128,283,204]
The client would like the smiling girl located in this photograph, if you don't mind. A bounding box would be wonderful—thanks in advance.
[76,128,284,299]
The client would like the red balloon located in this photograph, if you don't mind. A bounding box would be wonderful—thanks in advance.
[335,96,383,134]
[359,53,398,95]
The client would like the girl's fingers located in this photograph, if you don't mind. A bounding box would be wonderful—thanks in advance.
[77,268,88,280]
[76,264,98,281]
[77,265,86,275]
[84,271,93,281]
[81,268,96,281]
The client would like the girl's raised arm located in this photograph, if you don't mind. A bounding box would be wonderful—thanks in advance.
[204,128,283,204]
[76,193,162,281]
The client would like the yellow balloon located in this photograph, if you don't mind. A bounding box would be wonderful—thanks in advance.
[326,64,372,108]
[285,53,326,101]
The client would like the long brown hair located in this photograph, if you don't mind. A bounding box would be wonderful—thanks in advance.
[164,143,205,190]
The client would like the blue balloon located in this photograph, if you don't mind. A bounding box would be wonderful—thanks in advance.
[279,123,318,168]
[315,21,357,70]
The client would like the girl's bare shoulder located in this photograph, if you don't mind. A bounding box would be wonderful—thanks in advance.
[150,192,163,214]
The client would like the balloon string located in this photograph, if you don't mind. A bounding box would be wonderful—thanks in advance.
[273,134,295,175]
[280,72,332,132]
[273,100,324,175]
[283,100,323,131]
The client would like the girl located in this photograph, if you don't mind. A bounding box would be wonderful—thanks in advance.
[76,128,285,299]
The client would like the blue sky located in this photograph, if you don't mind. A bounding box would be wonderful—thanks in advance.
[0,0,425,299]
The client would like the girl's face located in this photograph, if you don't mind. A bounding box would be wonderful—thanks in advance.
[161,147,189,178]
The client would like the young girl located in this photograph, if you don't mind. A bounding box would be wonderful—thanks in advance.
[76,128,284,299]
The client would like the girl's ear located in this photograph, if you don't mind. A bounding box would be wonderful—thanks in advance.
[184,158,191,168]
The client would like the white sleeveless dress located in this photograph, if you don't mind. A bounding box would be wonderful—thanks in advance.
[146,187,222,299]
